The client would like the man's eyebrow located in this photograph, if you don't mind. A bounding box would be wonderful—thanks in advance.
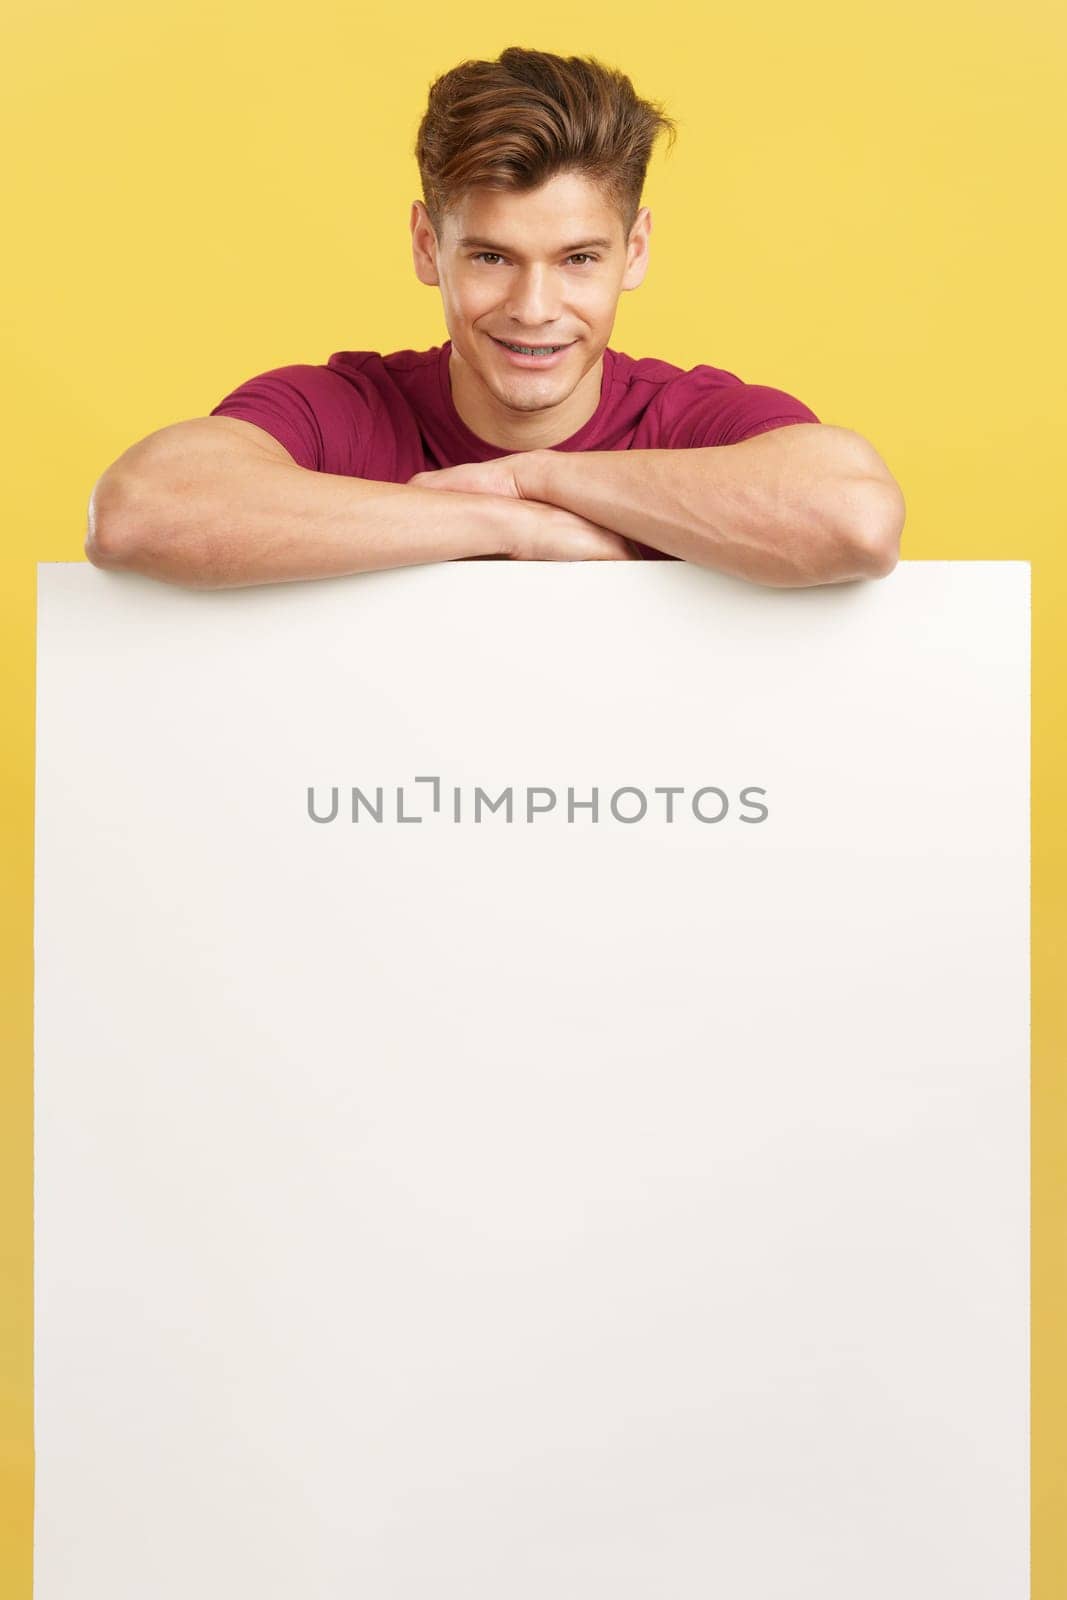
[456,235,615,253]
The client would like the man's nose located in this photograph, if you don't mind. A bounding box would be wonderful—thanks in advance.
[505,265,561,327]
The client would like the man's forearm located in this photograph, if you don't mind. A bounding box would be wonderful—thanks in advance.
[87,421,511,589]
[518,425,905,586]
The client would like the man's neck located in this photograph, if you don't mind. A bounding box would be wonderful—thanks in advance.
[447,344,605,452]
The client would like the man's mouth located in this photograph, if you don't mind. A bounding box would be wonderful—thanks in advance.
[489,336,573,356]
[489,334,579,366]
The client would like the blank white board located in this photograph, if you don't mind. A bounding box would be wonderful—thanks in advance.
[34,560,1030,1598]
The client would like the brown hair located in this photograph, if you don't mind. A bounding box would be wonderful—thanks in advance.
[415,46,677,239]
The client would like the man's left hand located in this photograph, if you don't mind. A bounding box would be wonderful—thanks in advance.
[406,453,536,500]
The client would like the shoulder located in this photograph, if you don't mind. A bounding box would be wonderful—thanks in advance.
[208,357,375,472]
[327,345,440,387]
[609,347,820,448]
[209,348,438,474]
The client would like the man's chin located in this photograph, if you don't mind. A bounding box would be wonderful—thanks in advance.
[477,364,571,412]
[497,376,566,407]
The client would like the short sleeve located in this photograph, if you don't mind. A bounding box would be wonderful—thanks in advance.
[651,366,820,449]
[209,363,372,474]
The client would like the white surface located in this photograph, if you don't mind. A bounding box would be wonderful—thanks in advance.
[34,560,1030,1598]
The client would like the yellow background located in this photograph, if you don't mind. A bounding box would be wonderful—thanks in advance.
[2,1,1063,1590]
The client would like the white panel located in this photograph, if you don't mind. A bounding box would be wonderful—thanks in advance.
[34,561,1029,1598]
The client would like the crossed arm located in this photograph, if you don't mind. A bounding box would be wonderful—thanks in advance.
[409,423,906,587]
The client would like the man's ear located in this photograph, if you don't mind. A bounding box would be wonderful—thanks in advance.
[621,206,652,293]
[411,201,440,287]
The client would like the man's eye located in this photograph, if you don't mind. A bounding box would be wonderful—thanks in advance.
[470,252,599,266]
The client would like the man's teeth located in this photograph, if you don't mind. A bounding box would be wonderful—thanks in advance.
[502,341,562,355]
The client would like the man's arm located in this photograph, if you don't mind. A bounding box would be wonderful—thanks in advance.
[85,416,635,589]
[512,424,906,587]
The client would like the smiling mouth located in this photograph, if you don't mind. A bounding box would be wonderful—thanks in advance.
[490,336,573,355]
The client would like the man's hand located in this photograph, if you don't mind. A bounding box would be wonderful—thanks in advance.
[407,454,641,561]
[408,456,527,500]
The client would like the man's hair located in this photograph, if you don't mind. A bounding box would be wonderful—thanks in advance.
[415,46,677,240]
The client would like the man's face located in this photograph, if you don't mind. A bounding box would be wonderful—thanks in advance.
[411,171,650,418]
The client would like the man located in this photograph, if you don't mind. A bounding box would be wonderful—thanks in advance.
[85,46,905,589]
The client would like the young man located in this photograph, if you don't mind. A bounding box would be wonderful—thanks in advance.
[86,47,905,590]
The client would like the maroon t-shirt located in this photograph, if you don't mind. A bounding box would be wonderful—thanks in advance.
[209,341,820,560]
